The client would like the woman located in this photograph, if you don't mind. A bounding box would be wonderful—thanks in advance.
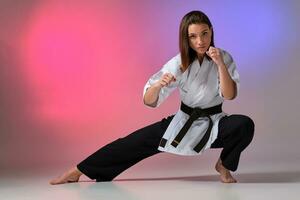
[50,10,254,184]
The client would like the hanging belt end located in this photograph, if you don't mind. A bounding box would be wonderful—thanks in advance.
[171,140,179,147]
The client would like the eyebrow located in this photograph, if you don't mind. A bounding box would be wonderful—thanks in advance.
[188,29,209,35]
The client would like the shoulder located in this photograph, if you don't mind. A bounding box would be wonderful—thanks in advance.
[164,53,181,67]
[219,48,234,64]
[162,53,182,77]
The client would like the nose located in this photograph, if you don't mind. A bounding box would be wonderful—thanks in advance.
[196,36,203,45]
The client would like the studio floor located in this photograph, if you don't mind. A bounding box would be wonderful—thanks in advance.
[1,161,300,200]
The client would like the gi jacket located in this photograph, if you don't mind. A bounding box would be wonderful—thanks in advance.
[143,49,240,155]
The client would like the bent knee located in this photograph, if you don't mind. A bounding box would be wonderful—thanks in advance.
[232,115,255,139]
[240,115,255,142]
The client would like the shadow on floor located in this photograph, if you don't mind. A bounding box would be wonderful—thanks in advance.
[99,171,300,183]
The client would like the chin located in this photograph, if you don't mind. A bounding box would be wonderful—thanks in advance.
[197,50,206,56]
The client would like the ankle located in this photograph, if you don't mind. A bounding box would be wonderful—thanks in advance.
[70,167,83,176]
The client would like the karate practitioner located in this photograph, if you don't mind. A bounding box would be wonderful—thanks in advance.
[50,10,254,184]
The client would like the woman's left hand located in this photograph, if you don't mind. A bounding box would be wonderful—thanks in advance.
[206,47,224,67]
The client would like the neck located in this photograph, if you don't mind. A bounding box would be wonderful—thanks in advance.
[197,54,205,65]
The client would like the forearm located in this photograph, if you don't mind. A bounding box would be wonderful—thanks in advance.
[143,82,162,107]
[218,63,236,100]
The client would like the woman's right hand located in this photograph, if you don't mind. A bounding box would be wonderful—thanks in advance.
[144,72,176,107]
[155,73,176,88]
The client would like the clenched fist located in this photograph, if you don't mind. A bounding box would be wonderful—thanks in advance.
[206,46,225,67]
[156,72,176,88]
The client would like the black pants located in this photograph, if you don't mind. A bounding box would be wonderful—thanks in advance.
[77,114,254,182]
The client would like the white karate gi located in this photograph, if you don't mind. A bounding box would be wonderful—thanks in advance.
[143,49,240,155]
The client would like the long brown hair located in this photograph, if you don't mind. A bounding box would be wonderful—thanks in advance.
[179,10,215,71]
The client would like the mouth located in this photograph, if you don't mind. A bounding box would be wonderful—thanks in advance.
[197,46,207,50]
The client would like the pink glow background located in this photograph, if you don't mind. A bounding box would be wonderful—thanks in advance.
[1,0,299,177]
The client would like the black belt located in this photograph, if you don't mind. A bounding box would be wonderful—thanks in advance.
[159,102,222,153]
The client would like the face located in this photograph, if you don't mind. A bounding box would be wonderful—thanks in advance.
[188,23,212,57]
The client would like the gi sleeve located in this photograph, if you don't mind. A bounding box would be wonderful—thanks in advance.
[218,50,240,99]
[143,54,180,108]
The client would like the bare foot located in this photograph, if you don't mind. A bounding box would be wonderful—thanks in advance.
[49,167,83,185]
[215,158,237,183]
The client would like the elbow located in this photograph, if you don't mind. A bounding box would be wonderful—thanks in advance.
[222,90,237,100]
[222,81,237,100]
[223,86,237,100]
[144,102,157,108]
[145,104,157,108]
[222,94,235,100]
[143,97,158,108]
[224,95,236,100]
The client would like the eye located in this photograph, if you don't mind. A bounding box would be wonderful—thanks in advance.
[202,32,208,36]
[189,35,196,39]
